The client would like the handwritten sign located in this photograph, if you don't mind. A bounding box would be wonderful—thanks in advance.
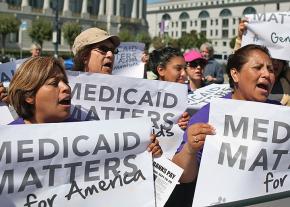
[187,84,231,116]
[113,42,145,78]
[242,12,290,61]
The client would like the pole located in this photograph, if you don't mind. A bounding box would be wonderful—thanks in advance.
[53,0,59,58]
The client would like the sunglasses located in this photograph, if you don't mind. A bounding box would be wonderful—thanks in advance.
[187,60,206,68]
[93,46,119,55]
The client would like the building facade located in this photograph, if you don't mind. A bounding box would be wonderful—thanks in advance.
[147,0,290,57]
[0,0,147,55]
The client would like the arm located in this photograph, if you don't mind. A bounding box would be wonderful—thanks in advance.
[172,123,215,183]
[213,63,224,84]
[205,62,224,84]
[234,19,248,52]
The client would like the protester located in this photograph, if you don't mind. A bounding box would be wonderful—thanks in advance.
[171,44,278,205]
[8,56,162,156]
[148,47,187,84]
[200,42,224,85]
[30,43,42,57]
[72,27,120,74]
[148,47,189,129]
[234,20,290,106]
[8,56,72,124]
[183,50,207,93]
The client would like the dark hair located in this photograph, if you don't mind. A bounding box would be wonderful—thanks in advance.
[148,47,183,78]
[72,43,98,72]
[227,44,271,88]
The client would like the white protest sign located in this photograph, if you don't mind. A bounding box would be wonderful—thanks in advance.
[153,157,183,207]
[0,58,26,87]
[193,98,290,207]
[113,42,145,78]
[242,12,290,61]
[0,103,14,125]
[0,118,155,207]
[68,71,188,159]
[187,84,231,115]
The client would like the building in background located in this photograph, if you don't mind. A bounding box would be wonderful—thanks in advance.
[0,0,147,55]
[146,0,290,58]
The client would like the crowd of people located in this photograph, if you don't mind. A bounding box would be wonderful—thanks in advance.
[0,18,289,206]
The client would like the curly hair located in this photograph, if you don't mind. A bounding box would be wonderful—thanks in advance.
[148,47,183,78]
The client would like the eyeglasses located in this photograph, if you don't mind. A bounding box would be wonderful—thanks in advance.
[187,60,206,69]
[92,46,119,55]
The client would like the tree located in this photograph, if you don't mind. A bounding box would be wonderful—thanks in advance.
[151,36,165,49]
[0,14,20,55]
[177,30,209,51]
[135,31,151,50]
[62,22,82,50]
[118,29,135,42]
[29,18,52,47]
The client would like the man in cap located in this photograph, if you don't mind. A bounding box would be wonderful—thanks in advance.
[72,27,120,74]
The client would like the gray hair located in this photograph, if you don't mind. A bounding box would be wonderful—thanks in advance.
[200,42,214,57]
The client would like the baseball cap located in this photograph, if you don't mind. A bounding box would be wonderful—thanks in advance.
[183,50,206,62]
[72,27,120,55]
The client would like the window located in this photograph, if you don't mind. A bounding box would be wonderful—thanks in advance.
[172,22,174,27]
[215,41,218,46]
[176,31,178,37]
[222,30,228,38]
[179,12,189,20]
[176,21,178,27]
[201,30,207,36]
[198,10,210,18]
[201,20,207,28]
[222,19,229,27]
[182,31,187,36]
[223,41,227,46]
[195,20,197,26]
[190,21,193,27]
[210,30,213,36]
[216,30,218,36]
[243,7,256,15]
[277,3,280,10]
[162,13,171,20]
[211,19,213,25]
[233,18,236,24]
[232,29,236,36]
[220,9,232,17]
[216,19,218,25]
[182,21,187,29]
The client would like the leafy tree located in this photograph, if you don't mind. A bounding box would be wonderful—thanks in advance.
[0,14,20,55]
[29,18,52,47]
[135,31,151,50]
[62,22,82,50]
[118,29,135,42]
[151,36,165,49]
[177,30,209,51]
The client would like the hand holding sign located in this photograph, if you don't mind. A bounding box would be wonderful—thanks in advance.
[186,123,216,154]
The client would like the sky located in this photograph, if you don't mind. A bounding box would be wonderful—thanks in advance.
[147,0,167,4]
